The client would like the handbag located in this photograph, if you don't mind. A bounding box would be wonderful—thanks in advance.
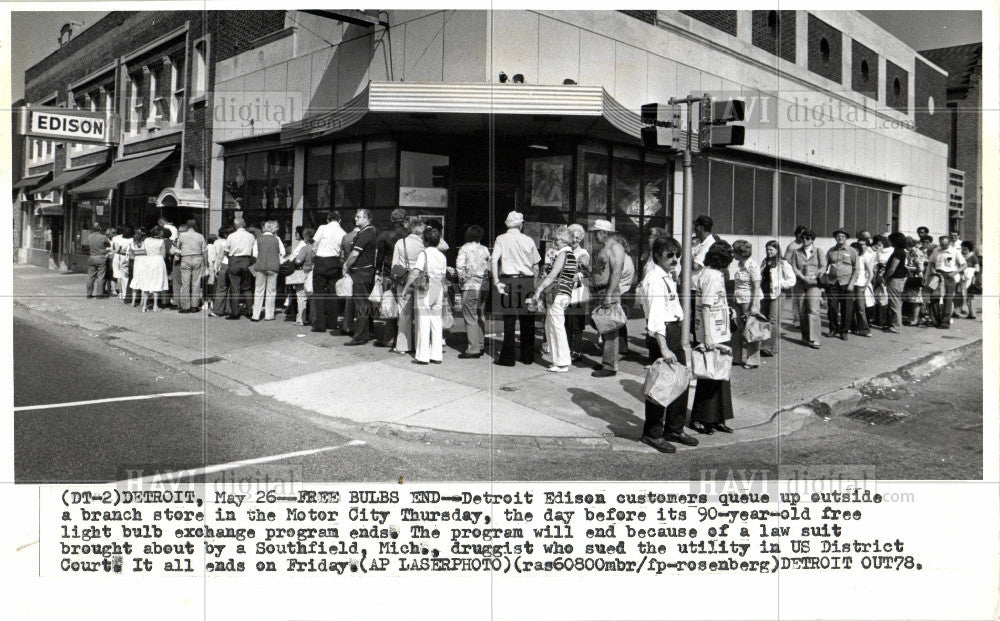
[643,358,693,407]
[284,269,307,286]
[380,288,399,319]
[278,261,296,277]
[369,276,384,303]
[691,348,732,381]
[925,274,941,292]
[390,238,411,284]
[591,302,627,335]
[569,272,590,305]
[442,294,455,330]
[335,274,353,297]
[743,315,771,343]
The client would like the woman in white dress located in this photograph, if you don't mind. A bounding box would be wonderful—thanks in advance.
[405,226,448,364]
[131,227,170,312]
[111,226,133,301]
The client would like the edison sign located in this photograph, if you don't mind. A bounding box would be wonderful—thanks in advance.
[22,107,115,144]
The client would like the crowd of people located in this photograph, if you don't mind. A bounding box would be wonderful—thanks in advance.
[80,210,980,454]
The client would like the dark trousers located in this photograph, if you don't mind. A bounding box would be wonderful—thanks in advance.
[309,256,342,331]
[351,267,375,341]
[826,283,854,334]
[565,305,587,357]
[226,256,254,317]
[214,265,231,315]
[86,256,107,297]
[497,275,536,365]
[643,323,689,438]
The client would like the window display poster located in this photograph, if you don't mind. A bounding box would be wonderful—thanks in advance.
[531,160,564,207]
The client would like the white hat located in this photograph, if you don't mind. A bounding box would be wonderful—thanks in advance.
[591,219,614,233]
[505,211,524,228]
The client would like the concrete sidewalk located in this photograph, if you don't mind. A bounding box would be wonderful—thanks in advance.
[12,263,983,450]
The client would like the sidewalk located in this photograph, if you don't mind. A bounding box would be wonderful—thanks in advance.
[12,264,983,450]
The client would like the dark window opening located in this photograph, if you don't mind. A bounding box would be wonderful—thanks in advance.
[767,11,778,34]
[860,59,869,82]
[820,38,830,62]
[892,77,901,97]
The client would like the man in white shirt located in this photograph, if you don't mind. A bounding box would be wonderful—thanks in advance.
[310,211,347,332]
[491,211,540,366]
[928,236,966,329]
[225,217,257,319]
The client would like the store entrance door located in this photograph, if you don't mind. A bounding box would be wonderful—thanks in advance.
[452,184,517,255]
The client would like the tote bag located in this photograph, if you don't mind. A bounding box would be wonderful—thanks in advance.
[380,288,399,319]
[335,274,353,297]
[643,358,693,406]
[569,273,590,305]
[369,275,384,303]
[691,348,732,381]
[591,302,626,335]
[743,316,771,343]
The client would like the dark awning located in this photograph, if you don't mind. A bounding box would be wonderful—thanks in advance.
[13,172,51,190]
[34,202,65,216]
[70,148,175,195]
[34,165,103,195]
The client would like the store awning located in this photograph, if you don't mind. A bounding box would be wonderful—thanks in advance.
[34,165,103,195]
[70,147,175,195]
[34,202,65,216]
[156,187,209,209]
[13,172,51,190]
[279,82,642,145]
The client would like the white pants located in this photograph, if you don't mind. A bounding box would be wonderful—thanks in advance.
[253,270,278,320]
[415,310,443,363]
[545,294,572,367]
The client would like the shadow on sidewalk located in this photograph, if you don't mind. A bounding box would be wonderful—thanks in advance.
[567,387,643,439]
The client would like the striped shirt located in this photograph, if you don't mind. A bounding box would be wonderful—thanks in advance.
[554,248,578,297]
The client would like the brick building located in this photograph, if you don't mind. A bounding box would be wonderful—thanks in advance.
[919,42,983,249]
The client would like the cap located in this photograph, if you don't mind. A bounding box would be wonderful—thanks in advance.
[505,211,524,228]
[591,219,614,233]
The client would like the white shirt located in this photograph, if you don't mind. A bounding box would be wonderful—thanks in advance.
[639,263,683,337]
[163,223,178,241]
[933,246,966,274]
[692,234,719,276]
[225,228,256,257]
[314,221,347,258]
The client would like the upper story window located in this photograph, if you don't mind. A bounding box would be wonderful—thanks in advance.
[192,39,208,98]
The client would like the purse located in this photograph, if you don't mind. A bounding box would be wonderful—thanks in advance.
[335,274,353,297]
[569,272,590,305]
[369,276,384,303]
[691,348,732,381]
[442,292,455,330]
[591,302,626,335]
[390,238,410,284]
[643,358,693,407]
[284,269,307,286]
[380,288,399,319]
[278,261,296,277]
[743,316,771,343]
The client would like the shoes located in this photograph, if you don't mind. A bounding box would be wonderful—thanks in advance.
[295,320,305,326]
[857,331,872,337]
[591,368,617,378]
[209,312,221,318]
[713,423,734,433]
[591,362,604,371]
[808,341,821,349]
[641,436,677,454]
[86,295,94,299]
[430,360,442,364]
[310,327,326,332]
[689,423,714,435]
[494,360,516,367]
[226,315,241,320]
[664,432,699,447]
[392,349,412,355]
[547,365,569,373]
[345,339,370,346]
[744,364,759,369]
[372,342,390,348]
[761,350,774,358]
[839,333,848,341]
[458,352,483,359]
[250,318,261,322]
[264,317,276,321]
[412,360,429,365]
[884,327,899,333]
[823,331,838,338]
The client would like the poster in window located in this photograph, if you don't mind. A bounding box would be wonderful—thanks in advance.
[588,173,607,212]
[531,161,564,207]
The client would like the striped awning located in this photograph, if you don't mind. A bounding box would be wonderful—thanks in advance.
[280,82,642,145]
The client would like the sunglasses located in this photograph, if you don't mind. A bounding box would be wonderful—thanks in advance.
[663,252,679,260]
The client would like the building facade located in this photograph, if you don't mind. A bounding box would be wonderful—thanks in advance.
[15,10,954,269]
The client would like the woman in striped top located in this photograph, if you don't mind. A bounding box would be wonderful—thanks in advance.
[534,226,578,373]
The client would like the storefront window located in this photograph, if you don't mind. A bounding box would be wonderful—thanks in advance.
[305,145,332,214]
[223,154,247,211]
[268,149,293,210]
[399,151,449,209]
[641,151,670,252]
[334,143,363,209]
[526,154,571,216]
[365,140,397,207]
[612,146,642,257]
[244,152,267,211]
[579,144,609,216]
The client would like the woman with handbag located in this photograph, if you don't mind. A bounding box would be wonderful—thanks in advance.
[565,223,591,362]
[391,218,426,354]
[759,240,795,357]
[690,241,736,435]
[285,228,315,325]
[404,226,447,364]
[730,240,762,369]
[533,226,578,373]
[639,235,699,453]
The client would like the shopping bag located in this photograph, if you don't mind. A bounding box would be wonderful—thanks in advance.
[442,299,455,330]
[694,299,732,344]
[284,269,307,286]
[380,288,399,319]
[643,358,693,407]
[304,271,314,295]
[569,273,590,305]
[591,302,627,335]
[691,348,732,381]
[335,274,353,297]
[743,316,772,343]
[369,276,384,303]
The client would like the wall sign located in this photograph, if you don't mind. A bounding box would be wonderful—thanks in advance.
[20,106,117,144]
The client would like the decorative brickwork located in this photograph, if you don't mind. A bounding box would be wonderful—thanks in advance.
[807,14,842,84]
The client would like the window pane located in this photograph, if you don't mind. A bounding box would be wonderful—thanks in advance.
[794,177,812,237]
[526,155,572,213]
[826,182,841,235]
[242,152,267,211]
[365,140,397,208]
[843,185,857,234]
[709,161,734,234]
[581,147,609,215]
[305,145,332,212]
[753,168,773,236]
[811,179,827,236]
[779,173,795,235]
[334,143,363,209]
[268,150,294,210]
[399,151,449,209]
[642,156,668,223]
[223,154,247,211]
[732,164,754,235]
[692,157,710,219]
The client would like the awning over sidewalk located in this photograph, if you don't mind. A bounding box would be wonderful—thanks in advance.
[13,172,51,190]
[279,82,642,145]
[34,202,65,216]
[70,147,175,195]
[34,165,103,195]
[155,187,209,209]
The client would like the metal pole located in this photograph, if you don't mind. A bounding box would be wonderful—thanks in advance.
[680,102,695,359]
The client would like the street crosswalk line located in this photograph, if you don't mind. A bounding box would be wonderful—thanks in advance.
[114,440,367,486]
[13,391,205,412]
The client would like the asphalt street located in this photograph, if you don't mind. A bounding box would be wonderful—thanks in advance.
[13,308,982,482]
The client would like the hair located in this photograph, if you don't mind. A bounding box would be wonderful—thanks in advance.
[694,215,714,231]
[302,227,316,244]
[390,208,407,224]
[961,240,975,252]
[327,210,341,223]
[888,232,907,250]
[872,234,887,248]
[294,226,304,239]
[651,235,682,263]
[554,226,574,247]
[207,234,219,244]
[613,233,632,254]
[850,241,864,253]
[799,228,815,241]
[464,225,484,244]
[764,240,781,266]
[832,229,849,239]
[794,225,808,238]
[106,227,117,237]
[218,226,233,238]
[159,226,172,239]
[157,216,167,224]
[406,216,426,233]
[186,219,197,229]
[938,235,950,245]
[233,217,245,229]
[263,220,279,234]
[905,236,918,250]
[568,223,586,244]
[149,226,162,238]
[119,226,133,238]
[920,234,934,244]
[423,226,441,248]
[133,228,146,244]
[916,226,929,235]
[426,218,443,232]
[703,239,733,271]
[856,230,872,243]
[732,239,752,259]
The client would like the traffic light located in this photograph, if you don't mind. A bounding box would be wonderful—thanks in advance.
[640,103,682,149]
[698,97,746,149]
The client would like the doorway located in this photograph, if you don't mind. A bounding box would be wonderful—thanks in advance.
[452,184,517,255]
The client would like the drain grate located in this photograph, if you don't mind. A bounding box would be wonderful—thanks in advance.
[190,356,224,365]
[845,407,908,425]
